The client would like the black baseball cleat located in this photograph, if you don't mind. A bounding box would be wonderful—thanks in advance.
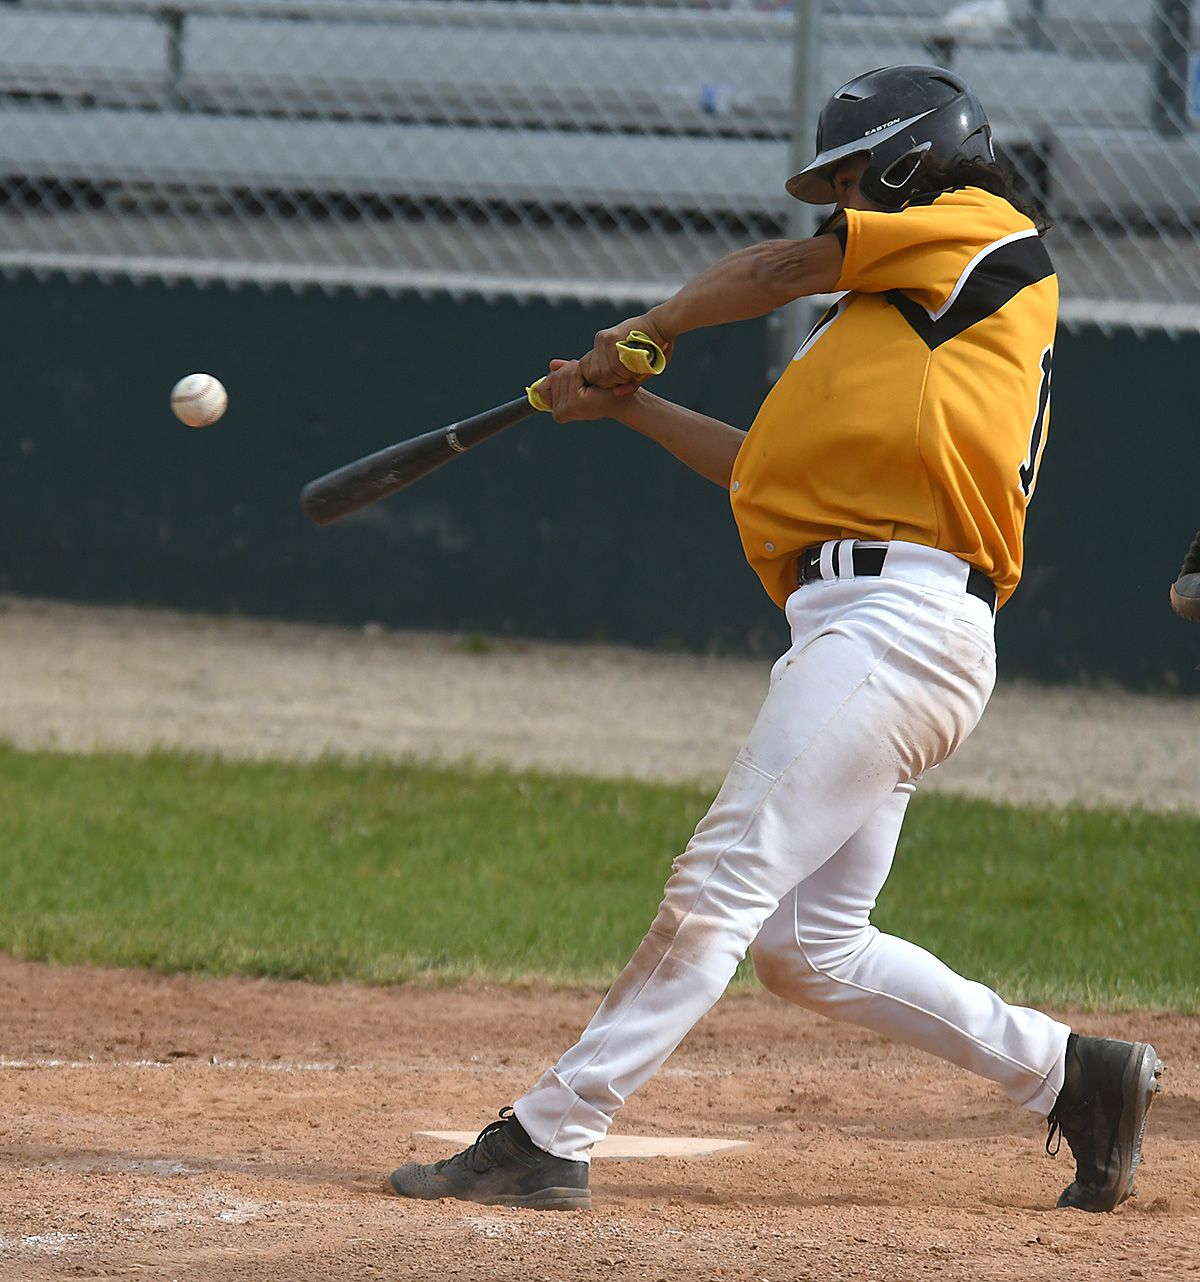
[388,1108,591,1211]
[1046,1033,1164,1212]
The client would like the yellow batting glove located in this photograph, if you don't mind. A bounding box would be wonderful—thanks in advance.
[525,378,553,412]
[526,332,667,411]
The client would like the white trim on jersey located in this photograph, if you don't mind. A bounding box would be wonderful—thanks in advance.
[792,295,850,362]
[925,227,1040,322]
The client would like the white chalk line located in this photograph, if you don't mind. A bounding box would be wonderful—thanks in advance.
[0,1056,730,1078]
[0,1192,267,1261]
[0,1231,83,1258]
[0,1056,341,1073]
[463,1214,633,1243]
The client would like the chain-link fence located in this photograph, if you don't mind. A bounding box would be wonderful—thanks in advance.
[1,0,1197,331]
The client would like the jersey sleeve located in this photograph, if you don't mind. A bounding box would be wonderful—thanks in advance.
[836,190,1030,312]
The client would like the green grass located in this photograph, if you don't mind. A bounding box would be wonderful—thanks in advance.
[882,797,1199,1011]
[0,745,1196,1010]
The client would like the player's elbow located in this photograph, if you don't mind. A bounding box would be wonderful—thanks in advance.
[748,237,843,304]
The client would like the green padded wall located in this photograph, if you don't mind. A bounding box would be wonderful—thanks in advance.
[2,273,1196,690]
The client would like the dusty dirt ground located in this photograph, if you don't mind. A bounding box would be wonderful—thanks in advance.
[1,960,1197,1282]
[0,596,1198,1280]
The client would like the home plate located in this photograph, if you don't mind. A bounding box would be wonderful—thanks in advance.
[415,1132,751,1160]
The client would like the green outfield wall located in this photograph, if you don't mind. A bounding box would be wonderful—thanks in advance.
[2,272,1196,690]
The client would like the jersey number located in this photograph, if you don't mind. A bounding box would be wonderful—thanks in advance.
[1019,346,1053,501]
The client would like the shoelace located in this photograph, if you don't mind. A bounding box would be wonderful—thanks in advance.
[1046,1036,1082,1158]
[438,1107,516,1175]
[1045,1089,1095,1161]
[1045,1105,1064,1156]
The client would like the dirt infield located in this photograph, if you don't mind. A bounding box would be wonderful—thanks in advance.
[1,597,1198,1279]
[1,958,1197,1281]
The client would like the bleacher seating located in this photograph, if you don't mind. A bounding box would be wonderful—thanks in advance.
[0,0,1196,228]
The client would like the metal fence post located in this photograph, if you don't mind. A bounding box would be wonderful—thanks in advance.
[1026,0,1052,51]
[162,6,186,111]
[771,0,825,382]
[1152,0,1193,137]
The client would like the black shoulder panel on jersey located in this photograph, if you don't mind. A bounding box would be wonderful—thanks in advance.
[885,234,1054,350]
[799,299,842,350]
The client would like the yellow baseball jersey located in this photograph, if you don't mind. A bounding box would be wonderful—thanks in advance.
[729,186,1058,610]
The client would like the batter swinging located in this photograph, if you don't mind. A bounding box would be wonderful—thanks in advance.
[389,65,1163,1213]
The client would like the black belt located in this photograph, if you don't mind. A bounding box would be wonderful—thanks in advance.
[797,544,996,612]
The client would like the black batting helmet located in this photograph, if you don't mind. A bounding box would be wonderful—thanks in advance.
[787,65,995,210]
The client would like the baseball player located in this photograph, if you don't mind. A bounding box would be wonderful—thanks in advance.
[389,65,1163,1213]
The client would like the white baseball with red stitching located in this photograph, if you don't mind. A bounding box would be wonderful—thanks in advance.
[170,373,228,428]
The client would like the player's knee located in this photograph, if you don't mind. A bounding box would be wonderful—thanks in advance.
[751,926,874,997]
[795,926,877,982]
[749,935,812,996]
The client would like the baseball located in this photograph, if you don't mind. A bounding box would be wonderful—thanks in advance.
[170,373,228,428]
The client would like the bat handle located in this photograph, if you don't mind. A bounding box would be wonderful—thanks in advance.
[525,330,668,411]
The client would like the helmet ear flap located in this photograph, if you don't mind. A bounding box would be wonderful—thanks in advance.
[961,123,996,164]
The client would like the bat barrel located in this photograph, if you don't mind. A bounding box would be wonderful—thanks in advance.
[300,442,428,526]
[300,394,535,526]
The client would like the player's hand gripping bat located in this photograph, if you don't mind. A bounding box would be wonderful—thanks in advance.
[1170,528,1200,622]
[299,333,667,526]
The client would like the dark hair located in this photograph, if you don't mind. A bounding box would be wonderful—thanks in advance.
[916,153,1050,233]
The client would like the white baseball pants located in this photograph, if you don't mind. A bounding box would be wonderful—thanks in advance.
[514,542,1072,1163]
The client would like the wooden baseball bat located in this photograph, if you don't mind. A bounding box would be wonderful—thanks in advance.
[299,333,666,527]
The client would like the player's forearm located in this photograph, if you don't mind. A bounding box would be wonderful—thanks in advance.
[614,392,745,489]
[648,236,843,339]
